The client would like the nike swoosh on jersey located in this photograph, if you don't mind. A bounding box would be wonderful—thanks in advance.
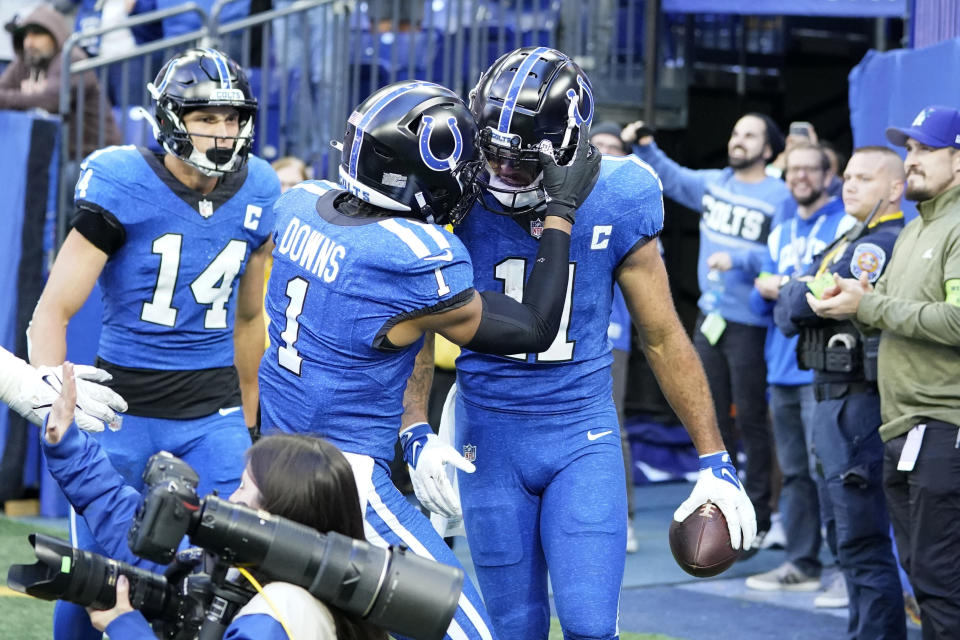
[218,407,242,416]
[423,249,454,262]
[587,429,613,441]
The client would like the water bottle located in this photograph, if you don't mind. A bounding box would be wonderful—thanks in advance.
[703,268,724,313]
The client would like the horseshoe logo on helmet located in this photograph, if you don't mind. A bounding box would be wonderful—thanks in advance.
[565,75,595,128]
[419,115,463,172]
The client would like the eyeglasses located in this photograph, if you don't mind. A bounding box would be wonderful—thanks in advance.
[785,165,824,176]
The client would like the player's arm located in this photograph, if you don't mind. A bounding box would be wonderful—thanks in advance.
[618,240,722,455]
[618,239,756,550]
[401,332,435,428]
[234,238,273,427]
[387,216,571,353]
[29,229,109,366]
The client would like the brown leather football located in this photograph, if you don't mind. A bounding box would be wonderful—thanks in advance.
[668,501,739,577]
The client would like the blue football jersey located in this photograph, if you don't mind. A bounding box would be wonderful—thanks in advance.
[456,155,664,413]
[259,181,475,461]
[75,145,279,370]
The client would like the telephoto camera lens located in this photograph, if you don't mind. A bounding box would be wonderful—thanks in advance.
[191,496,463,640]
[7,534,180,622]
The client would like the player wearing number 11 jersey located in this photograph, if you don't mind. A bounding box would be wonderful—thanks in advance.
[403,47,756,640]
[29,48,278,640]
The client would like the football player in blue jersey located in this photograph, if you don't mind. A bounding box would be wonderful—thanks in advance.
[257,80,599,640]
[401,47,758,640]
[28,48,280,639]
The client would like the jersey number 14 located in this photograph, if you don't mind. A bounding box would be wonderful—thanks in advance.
[141,234,248,329]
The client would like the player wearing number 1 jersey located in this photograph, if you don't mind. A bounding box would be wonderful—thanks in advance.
[258,80,600,640]
[402,48,757,640]
[28,49,278,640]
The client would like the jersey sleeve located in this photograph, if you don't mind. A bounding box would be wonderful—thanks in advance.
[834,233,896,282]
[73,146,137,218]
[377,217,475,314]
[244,156,284,249]
[606,156,665,263]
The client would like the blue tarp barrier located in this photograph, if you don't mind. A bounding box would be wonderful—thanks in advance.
[848,37,960,221]
[662,0,906,17]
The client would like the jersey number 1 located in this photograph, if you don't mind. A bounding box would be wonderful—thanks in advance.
[141,234,248,329]
[494,258,575,361]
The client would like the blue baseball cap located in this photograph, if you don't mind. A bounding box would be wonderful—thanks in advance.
[885,105,960,149]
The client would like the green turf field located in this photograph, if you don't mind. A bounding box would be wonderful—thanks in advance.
[1,516,678,640]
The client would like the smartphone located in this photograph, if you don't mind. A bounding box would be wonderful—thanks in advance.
[789,121,814,138]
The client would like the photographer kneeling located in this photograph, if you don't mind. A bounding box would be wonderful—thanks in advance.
[42,362,386,640]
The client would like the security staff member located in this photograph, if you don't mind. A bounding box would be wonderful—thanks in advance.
[775,146,907,640]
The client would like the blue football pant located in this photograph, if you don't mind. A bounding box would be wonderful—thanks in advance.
[311,447,497,640]
[455,396,626,640]
[54,410,250,640]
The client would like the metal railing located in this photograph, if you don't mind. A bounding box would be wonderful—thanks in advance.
[55,0,685,247]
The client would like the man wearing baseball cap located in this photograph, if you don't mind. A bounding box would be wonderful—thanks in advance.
[807,104,960,640]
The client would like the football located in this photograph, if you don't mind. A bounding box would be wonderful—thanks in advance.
[668,501,739,577]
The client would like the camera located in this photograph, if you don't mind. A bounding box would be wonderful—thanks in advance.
[8,452,463,640]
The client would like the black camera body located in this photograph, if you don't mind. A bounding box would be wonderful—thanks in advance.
[8,451,463,640]
[128,452,201,564]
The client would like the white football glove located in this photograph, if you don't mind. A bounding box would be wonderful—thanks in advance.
[0,352,127,432]
[399,422,475,518]
[674,451,757,551]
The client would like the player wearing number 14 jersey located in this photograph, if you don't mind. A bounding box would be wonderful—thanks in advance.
[29,48,278,640]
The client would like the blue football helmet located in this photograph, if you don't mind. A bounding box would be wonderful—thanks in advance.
[338,81,481,226]
[469,46,595,215]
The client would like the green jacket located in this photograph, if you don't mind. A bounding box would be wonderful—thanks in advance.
[858,183,960,441]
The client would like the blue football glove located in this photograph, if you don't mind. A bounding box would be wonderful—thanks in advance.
[674,451,757,551]
[399,422,475,518]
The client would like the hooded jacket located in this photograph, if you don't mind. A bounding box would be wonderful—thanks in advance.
[0,3,120,157]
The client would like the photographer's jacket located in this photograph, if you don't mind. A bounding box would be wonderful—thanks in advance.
[41,423,336,639]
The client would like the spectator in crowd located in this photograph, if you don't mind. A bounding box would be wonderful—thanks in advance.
[627,113,792,544]
[808,105,960,640]
[779,145,908,639]
[69,0,164,107]
[0,3,121,157]
[272,155,309,193]
[591,120,640,553]
[711,142,851,592]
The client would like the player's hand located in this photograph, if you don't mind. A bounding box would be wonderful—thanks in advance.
[400,422,475,518]
[13,361,126,433]
[538,127,601,224]
[674,451,756,551]
[87,574,135,632]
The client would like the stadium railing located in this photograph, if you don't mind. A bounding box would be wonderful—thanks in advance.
[55,0,688,248]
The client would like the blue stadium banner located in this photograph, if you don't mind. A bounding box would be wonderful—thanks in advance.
[662,0,907,17]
